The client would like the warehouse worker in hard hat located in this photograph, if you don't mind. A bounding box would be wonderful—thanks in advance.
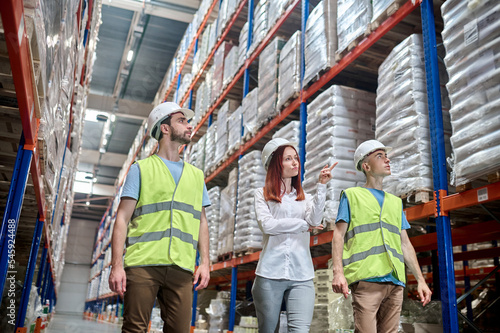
[109,102,211,333]
[331,139,432,333]
[253,138,338,332]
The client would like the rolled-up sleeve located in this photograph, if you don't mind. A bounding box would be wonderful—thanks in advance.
[304,183,327,227]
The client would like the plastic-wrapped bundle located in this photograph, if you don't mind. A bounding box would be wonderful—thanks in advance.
[217,0,240,38]
[441,0,500,186]
[304,0,338,86]
[204,123,218,175]
[329,294,354,330]
[204,66,215,114]
[272,121,300,143]
[212,42,234,104]
[371,0,399,26]
[223,45,240,89]
[194,82,207,127]
[242,88,259,138]
[218,169,238,256]
[238,22,249,69]
[207,294,231,333]
[278,31,301,110]
[215,100,239,164]
[257,38,286,127]
[303,85,376,222]
[175,73,193,103]
[227,106,243,154]
[234,151,265,254]
[206,187,221,263]
[249,0,269,55]
[336,0,372,55]
[268,0,291,28]
[186,135,206,171]
[376,34,451,196]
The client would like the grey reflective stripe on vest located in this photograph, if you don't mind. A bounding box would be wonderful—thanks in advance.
[343,244,404,266]
[126,227,198,250]
[132,201,202,220]
[345,221,401,243]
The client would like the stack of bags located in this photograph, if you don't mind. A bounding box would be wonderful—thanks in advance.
[206,187,221,263]
[336,0,372,56]
[206,292,231,333]
[257,38,286,127]
[215,99,239,164]
[216,0,240,38]
[371,0,399,27]
[204,123,218,176]
[234,151,266,254]
[223,45,240,89]
[440,0,500,186]
[304,0,337,86]
[272,120,300,142]
[268,0,291,28]
[310,269,339,332]
[227,106,243,155]
[303,85,376,223]
[376,34,451,197]
[185,136,206,173]
[238,23,249,69]
[193,81,207,127]
[218,168,238,257]
[211,42,234,105]
[249,0,270,55]
[234,317,258,333]
[175,73,193,103]
[277,31,301,110]
[242,88,259,139]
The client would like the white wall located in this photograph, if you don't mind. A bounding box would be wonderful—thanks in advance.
[55,218,99,315]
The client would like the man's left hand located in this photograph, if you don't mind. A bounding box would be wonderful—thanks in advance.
[193,263,210,291]
[417,281,432,306]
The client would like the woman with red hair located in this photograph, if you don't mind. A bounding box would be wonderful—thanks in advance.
[252,138,337,332]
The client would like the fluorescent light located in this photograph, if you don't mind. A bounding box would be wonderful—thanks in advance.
[86,201,90,206]
[74,181,92,194]
[127,50,134,62]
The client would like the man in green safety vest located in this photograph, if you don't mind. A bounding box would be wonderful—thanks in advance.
[331,140,432,333]
[109,102,211,332]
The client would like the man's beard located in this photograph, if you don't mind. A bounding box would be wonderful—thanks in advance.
[170,127,191,144]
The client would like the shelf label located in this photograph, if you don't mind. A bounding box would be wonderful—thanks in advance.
[240,258,244,264]
[224,262,227,268]
[313,236,318,245]
[477,188,488,202]
[18,16,25,47]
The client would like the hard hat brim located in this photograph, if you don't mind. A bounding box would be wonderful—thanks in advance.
[263,140,299,170]
[355,146,392,171]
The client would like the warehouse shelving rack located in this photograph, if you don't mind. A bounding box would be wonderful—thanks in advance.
[0,0,99,331]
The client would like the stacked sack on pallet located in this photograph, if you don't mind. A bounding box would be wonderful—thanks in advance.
[204,123,217,176]
[242,88,260,139]
[194,81,208,127]
[278,31,301,110]
[303,85,376,223]
[206,291,231,333]
[272,121,300,143]
[336,0,372,57]
[268,0,292,28]
[441,0,500,186]
[238,23,249,69]
[186,135,206,172]
[223,45,240,89]
[304,0,337,86]
[215,99,239,164]
[218,168,238,257]
[175,73,193,103]
[249,0,270,55]
[206,187,221,263]
[211,42,234,105]
[216,0,242,38]
[228,106,243,155]
[234,151,266,255]
[257,38,286,127]
[376,34,451,197]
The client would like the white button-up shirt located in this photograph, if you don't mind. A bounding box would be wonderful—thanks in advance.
[254,184,327,281]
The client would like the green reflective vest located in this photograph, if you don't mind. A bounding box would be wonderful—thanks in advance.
[124,155,205,272]
[342,187,406,286]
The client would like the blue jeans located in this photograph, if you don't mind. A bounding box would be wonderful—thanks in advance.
[252,276,315,333]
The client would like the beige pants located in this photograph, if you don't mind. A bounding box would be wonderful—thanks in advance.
[351,281,404,333]
[122,265,193,333]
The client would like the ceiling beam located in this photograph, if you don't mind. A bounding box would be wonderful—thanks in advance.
[103,0,196,23]
[87,93,151,118]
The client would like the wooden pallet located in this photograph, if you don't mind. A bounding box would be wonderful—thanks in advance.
[455,172,499,193]
[401,190,433,204]
[235,248,259,257]
[304,66,331,90]
[278,91,300,111]
[218,252,233,263]
[370,0,407,31]
[335,28,372,62]
[311,220,335,235]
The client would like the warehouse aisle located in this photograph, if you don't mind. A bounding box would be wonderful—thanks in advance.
[46,313,121,333]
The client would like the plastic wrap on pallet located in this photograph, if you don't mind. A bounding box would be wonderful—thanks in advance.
[215,100,239,164]
[337,0,372,56]
[304,0,338,86]
[372,0,398,25]
[212,42,234,104]
[235,151,265,254]
[249,0,270,56]
[272,121,300,144]
[228,106,243,154]
[277,31,301,110]
[303,85,376,222]
[238,22,249,69]
[186,135,206,171]
[218,168,238,256]
[204,123,218,175]
[206,186,221,263]
[441,0,500,186]
[175,73,193,103]
[242,88,259,138]
[257,38,286,128]
[207,293,231,332]
[223,45,240,89]
[376,34,451,197]
[268,0,291,28]
[217,0,240,38]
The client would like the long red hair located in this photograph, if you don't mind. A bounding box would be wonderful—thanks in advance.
[263,145,305,203]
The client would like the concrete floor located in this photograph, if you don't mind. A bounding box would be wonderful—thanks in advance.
[46,313,121,333]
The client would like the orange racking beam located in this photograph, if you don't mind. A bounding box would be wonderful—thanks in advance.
[404,200,436,222]
[442,182,500,212]
[209,270,256,285]
[407,266,497,285]
[418,246,500,266]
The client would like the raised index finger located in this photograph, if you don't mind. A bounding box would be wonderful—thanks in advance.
[329,162,339,171]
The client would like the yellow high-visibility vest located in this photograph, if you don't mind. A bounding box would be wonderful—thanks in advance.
[342,187,406,285]
[124,155,204,272]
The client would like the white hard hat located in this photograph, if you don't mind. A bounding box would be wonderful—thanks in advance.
[354,140,392,171]
[148,102,195,140]
[261,138,298,170]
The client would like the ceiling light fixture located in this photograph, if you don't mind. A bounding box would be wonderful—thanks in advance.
[127,50,134,62]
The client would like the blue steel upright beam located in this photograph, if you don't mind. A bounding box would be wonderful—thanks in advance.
[16,215,45,329]
[175,73,182,104]
[228,266,238,332]
[420,0,458,331]
[188,38,199,110]
[243,0,254,96]
[36,243,48,292]
[299,0,309,181]
[0,135,33,301]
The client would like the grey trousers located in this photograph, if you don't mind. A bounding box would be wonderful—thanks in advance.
[252,276,315,333]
